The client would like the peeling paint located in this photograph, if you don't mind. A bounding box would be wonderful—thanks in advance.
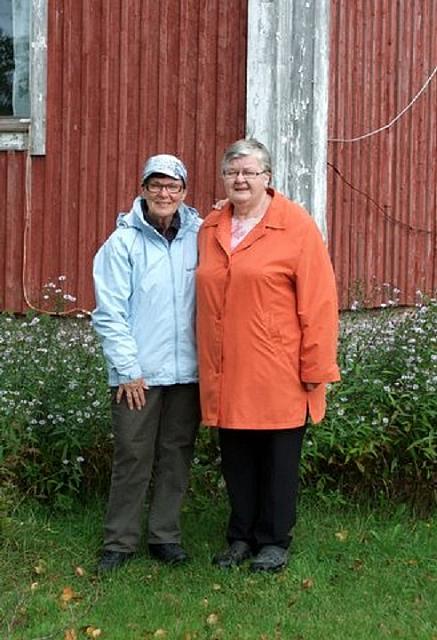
[30,0,48,155]
[247,0,330,238]
[0,133,28,150]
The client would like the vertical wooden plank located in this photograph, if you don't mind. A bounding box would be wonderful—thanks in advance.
[76,0,102,303]
[192,0,219,214]
[4,153,25,310]
[59,0,82,293]
[327,0,348,307]
[138,0,160,162]
[425,0,437,295]
[175,0,199,202]
[0,154,7,307]
[96,0,122,244]
[25,155,46,308]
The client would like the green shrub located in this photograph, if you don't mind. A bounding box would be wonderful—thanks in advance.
[302,297,437,509]
[0,285,435,508]
[0,309,112,502]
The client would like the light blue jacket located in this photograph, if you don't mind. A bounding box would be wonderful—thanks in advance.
[92,196,201,387]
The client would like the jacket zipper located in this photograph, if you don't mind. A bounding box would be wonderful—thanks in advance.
[167,243,180,381]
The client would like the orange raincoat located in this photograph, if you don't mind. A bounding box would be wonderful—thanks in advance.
[196,189,340,429]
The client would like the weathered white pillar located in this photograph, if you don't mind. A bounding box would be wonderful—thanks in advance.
[30,0,48,155]
[247,0,330,238]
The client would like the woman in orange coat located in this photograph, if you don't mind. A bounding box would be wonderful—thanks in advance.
[196,139,340,572]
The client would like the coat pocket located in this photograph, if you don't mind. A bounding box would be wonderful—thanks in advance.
[263,312,300,376]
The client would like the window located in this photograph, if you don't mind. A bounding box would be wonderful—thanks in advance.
[0,0,30,117]
[0,0,47,153]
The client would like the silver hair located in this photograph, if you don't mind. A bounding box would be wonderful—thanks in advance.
[221,138,272,175]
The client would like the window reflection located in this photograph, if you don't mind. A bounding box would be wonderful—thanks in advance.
[0,0,30,117]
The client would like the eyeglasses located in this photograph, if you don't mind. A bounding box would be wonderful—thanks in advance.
[145,182,184,194]
[223,169,266,180]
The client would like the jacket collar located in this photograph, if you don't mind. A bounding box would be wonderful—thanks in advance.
[203,189,286,255]
[117,197,199,238]
[203,189,286,228]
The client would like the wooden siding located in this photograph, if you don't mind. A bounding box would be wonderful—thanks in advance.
[2,0,436,313]
[328,0,437,308]
[1,0,247,312]
[0,152,26,310]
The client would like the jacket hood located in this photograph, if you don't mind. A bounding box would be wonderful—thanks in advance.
[116,196,200,232]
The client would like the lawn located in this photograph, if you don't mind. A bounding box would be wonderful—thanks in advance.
[1,493,435,640]
[1,294,436,639]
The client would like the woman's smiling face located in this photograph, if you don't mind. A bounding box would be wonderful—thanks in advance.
[142,176,186,224]
[222,154,270,207]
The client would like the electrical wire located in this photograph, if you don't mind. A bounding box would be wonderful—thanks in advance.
[328,65,437,143]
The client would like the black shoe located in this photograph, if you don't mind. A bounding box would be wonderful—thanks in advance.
[212,541,252,568]
[97,550,134,574]
[149,543,189,565]
[250,545,288,573]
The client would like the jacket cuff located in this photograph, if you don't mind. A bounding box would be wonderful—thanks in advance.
[117,365,143,384]
[300,365,341,383]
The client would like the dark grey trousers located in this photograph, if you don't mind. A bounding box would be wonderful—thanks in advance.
[103,384,200,552]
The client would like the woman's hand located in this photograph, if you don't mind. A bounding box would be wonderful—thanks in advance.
[212,198,229,210]
[116,378,149,410]
[303,382,320,392]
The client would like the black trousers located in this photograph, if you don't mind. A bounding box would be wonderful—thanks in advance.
[219,426,306,550]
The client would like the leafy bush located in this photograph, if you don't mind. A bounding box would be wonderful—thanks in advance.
[0,285,435,509]
[0,308,112,504]
[302,297,437,509]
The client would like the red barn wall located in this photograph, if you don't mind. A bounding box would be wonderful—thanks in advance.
[1,0,436,313]
[328,0,437,308]
[1,0,247,313]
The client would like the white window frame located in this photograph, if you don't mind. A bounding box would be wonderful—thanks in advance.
[0,0,47,154]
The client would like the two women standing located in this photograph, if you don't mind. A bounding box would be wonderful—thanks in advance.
[93,138,339,575]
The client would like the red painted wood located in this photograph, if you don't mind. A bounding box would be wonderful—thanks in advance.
[4,152,25,310]
[0,0,247,312]
[2,0,435,312]
[328,0,437,308]
[0,154,7,308]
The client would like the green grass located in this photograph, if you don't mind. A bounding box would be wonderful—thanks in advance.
[1,493,435,640]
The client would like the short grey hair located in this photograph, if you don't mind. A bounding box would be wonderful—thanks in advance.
[221,138,272,175]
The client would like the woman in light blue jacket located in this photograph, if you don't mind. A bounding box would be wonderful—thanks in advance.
[92,154,201,572]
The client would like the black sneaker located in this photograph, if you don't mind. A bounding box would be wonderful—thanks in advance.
[97,550,134,574]
[250,545,288,573]
[148,543,189,565]
[212,541,252,568]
